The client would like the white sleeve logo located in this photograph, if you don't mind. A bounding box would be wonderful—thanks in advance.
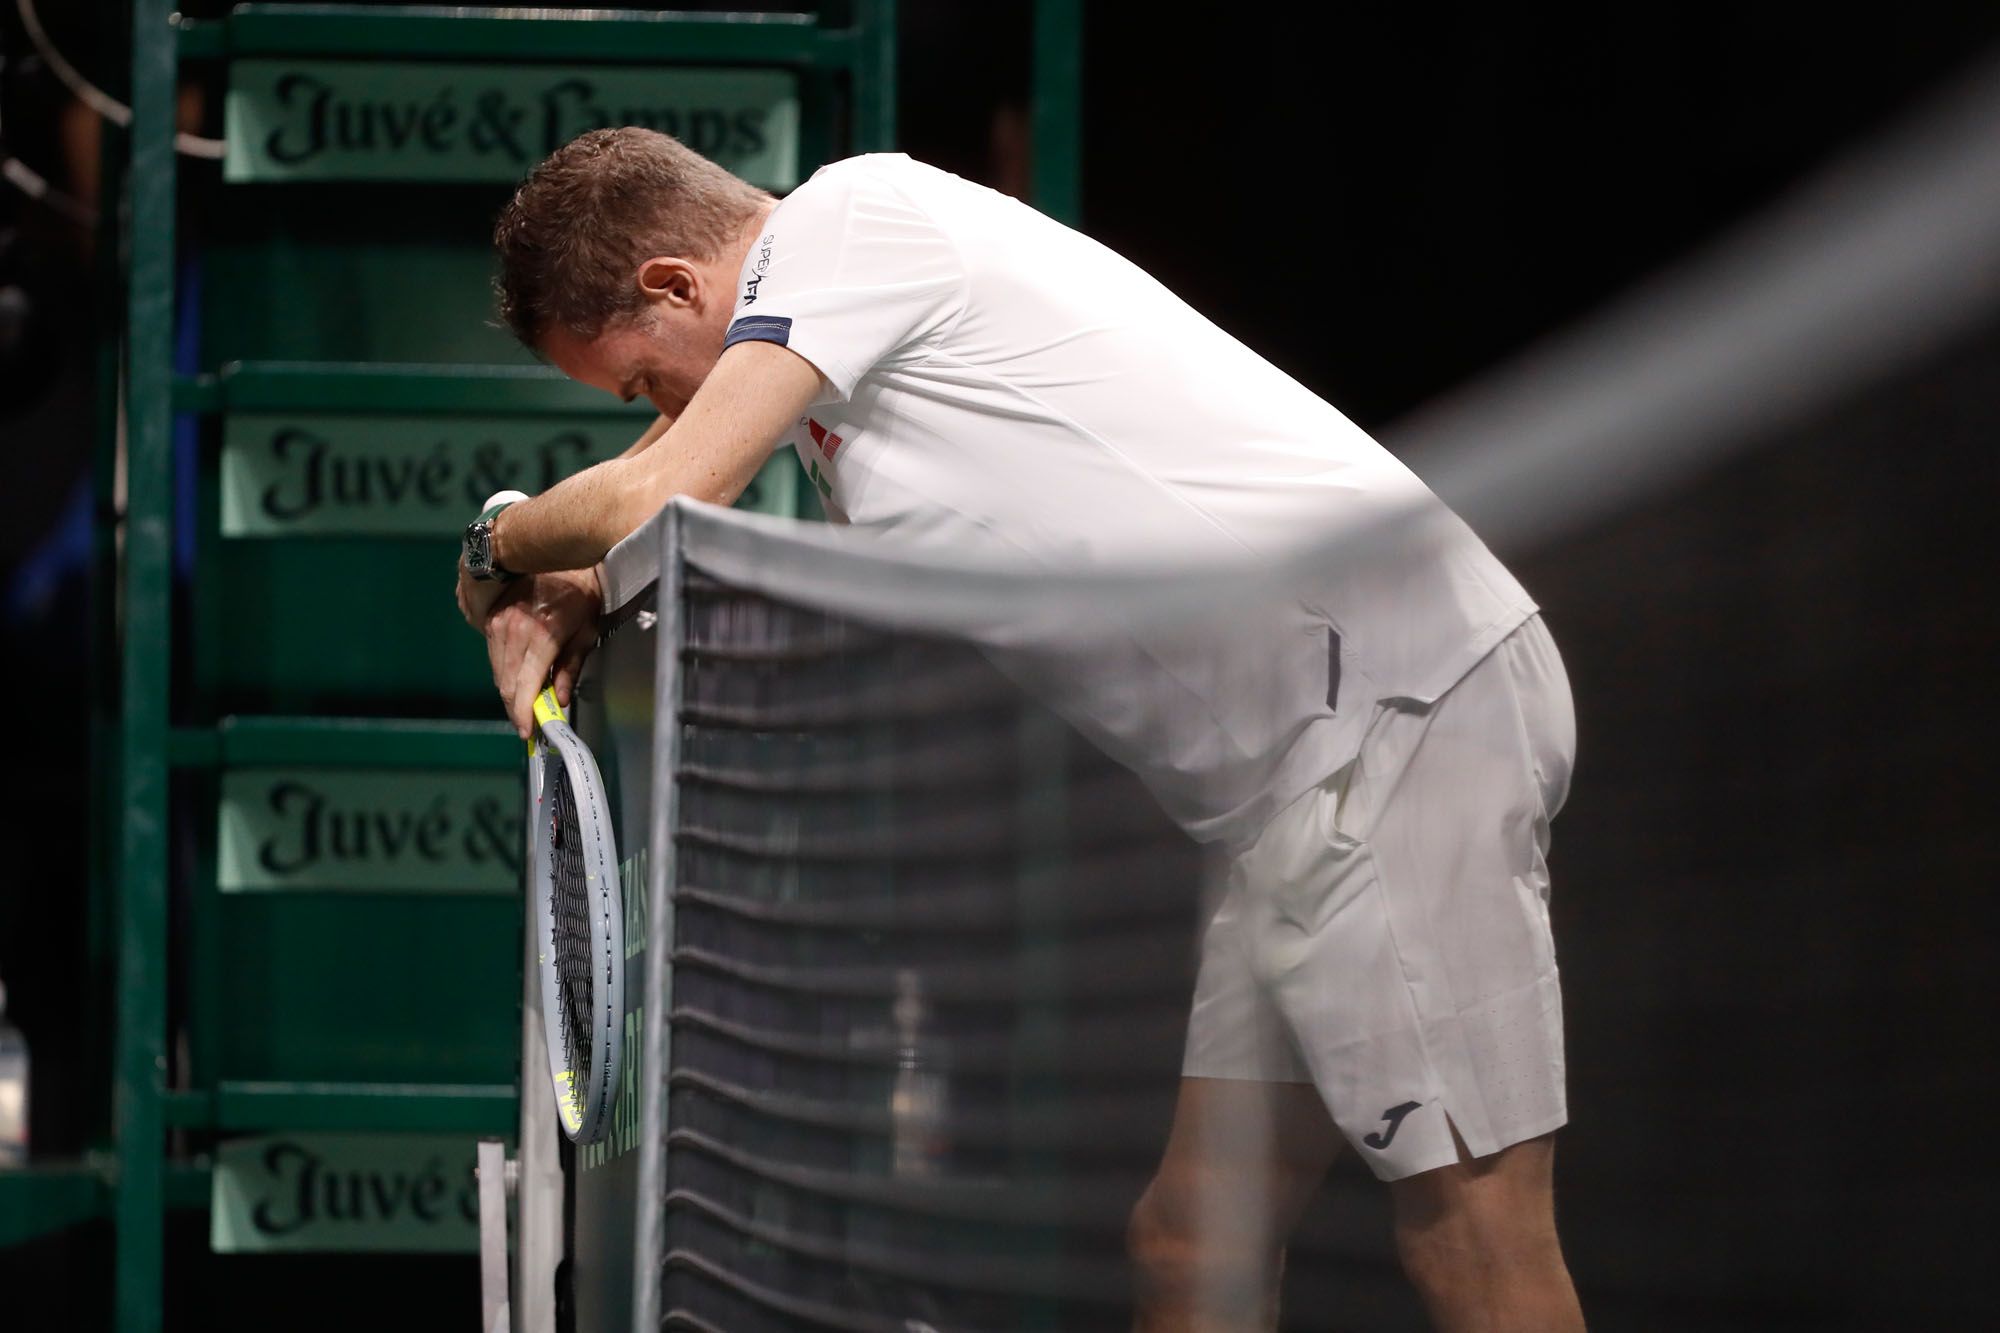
[742,233,775,306]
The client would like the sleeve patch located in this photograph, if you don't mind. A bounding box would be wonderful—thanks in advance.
[723,314,794,351]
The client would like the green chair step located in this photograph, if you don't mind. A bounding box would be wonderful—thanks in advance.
[0,1158,213,1244]
[170,716,521,770]
[0,1161,112,1247]
[177,4,845,65]
[165,1081,517,1134]
[173,360,655,416]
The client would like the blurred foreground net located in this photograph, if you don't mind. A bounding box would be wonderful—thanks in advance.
[659,565,1208,1329]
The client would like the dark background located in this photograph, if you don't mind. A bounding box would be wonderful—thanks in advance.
[3,1,1997,1328]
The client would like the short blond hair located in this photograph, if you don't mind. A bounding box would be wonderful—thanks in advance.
[493,127,772,349]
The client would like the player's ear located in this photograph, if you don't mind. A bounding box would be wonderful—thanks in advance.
[636,257,698,309]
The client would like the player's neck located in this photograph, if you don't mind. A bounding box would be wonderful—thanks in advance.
[723,201,780,274]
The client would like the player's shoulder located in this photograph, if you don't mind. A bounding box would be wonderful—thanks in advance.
[801,152,928,188]
[785,153,959,211]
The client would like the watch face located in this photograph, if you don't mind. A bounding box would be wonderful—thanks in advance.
[465,520,493,575]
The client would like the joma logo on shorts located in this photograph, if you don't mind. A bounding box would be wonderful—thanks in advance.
[1363,1100,1423,1150]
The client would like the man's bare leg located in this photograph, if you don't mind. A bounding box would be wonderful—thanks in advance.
[1128,1077,1342,1332]
[1388,1130,1585,1333]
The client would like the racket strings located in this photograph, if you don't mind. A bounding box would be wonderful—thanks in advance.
[546,751,595,1099]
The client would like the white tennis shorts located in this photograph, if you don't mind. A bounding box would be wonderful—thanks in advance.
[1182,614,1575,1181]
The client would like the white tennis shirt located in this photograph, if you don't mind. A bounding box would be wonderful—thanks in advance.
[722,154,1536,849]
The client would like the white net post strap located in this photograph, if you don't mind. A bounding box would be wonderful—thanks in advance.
[476,1138,512,1333]
[512,906,563,1333]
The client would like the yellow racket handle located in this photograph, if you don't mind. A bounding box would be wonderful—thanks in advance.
[528,686,567,758]
[533,686,567,729]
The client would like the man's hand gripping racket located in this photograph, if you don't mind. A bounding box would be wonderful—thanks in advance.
[481,568,605,738]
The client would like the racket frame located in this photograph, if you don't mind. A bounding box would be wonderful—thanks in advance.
[529,687,625,1145]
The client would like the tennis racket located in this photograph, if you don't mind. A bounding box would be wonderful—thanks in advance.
[528,685,625,1144]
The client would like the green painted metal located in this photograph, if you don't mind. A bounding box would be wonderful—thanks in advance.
[183,362,656,416]
[1031,0,1084,225]
[208,893,521,1084]
[181,5,837,64]
[115,1,177,1326]
[0,1156,200,1236]
[203,193,536,366]
[203,540,507,709]
[190,769,229,1139]
[0,1162,112,1247]
[172,717,520,770]
[192,414,227,723]
[165,1161,214,1212]
[852,0,899,153]
[166,1083,516,1134]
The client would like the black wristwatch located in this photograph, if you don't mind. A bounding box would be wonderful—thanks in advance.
[463,492,527,582]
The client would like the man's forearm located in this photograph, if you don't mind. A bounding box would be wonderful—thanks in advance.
[487,340,824,574]
[490,444,762,573]
[484,415,664,571]
[489,455,648,572]
[618,412,674,460]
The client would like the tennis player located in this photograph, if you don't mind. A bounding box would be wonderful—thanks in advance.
[457,128,1584,1333]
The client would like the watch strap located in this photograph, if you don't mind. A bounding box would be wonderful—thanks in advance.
[480,489,531,522]
[467,490,532,582]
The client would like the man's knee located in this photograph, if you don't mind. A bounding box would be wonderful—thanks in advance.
[1127,1175,1277,1317]
[1128,1079,1341,1326]
[1127,1178,1204,1290]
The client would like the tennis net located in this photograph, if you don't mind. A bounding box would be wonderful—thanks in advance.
[655,562,1210,1329]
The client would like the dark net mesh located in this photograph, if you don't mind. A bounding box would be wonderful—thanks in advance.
[547,750,596,1102]
[657,573,1209,1329]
